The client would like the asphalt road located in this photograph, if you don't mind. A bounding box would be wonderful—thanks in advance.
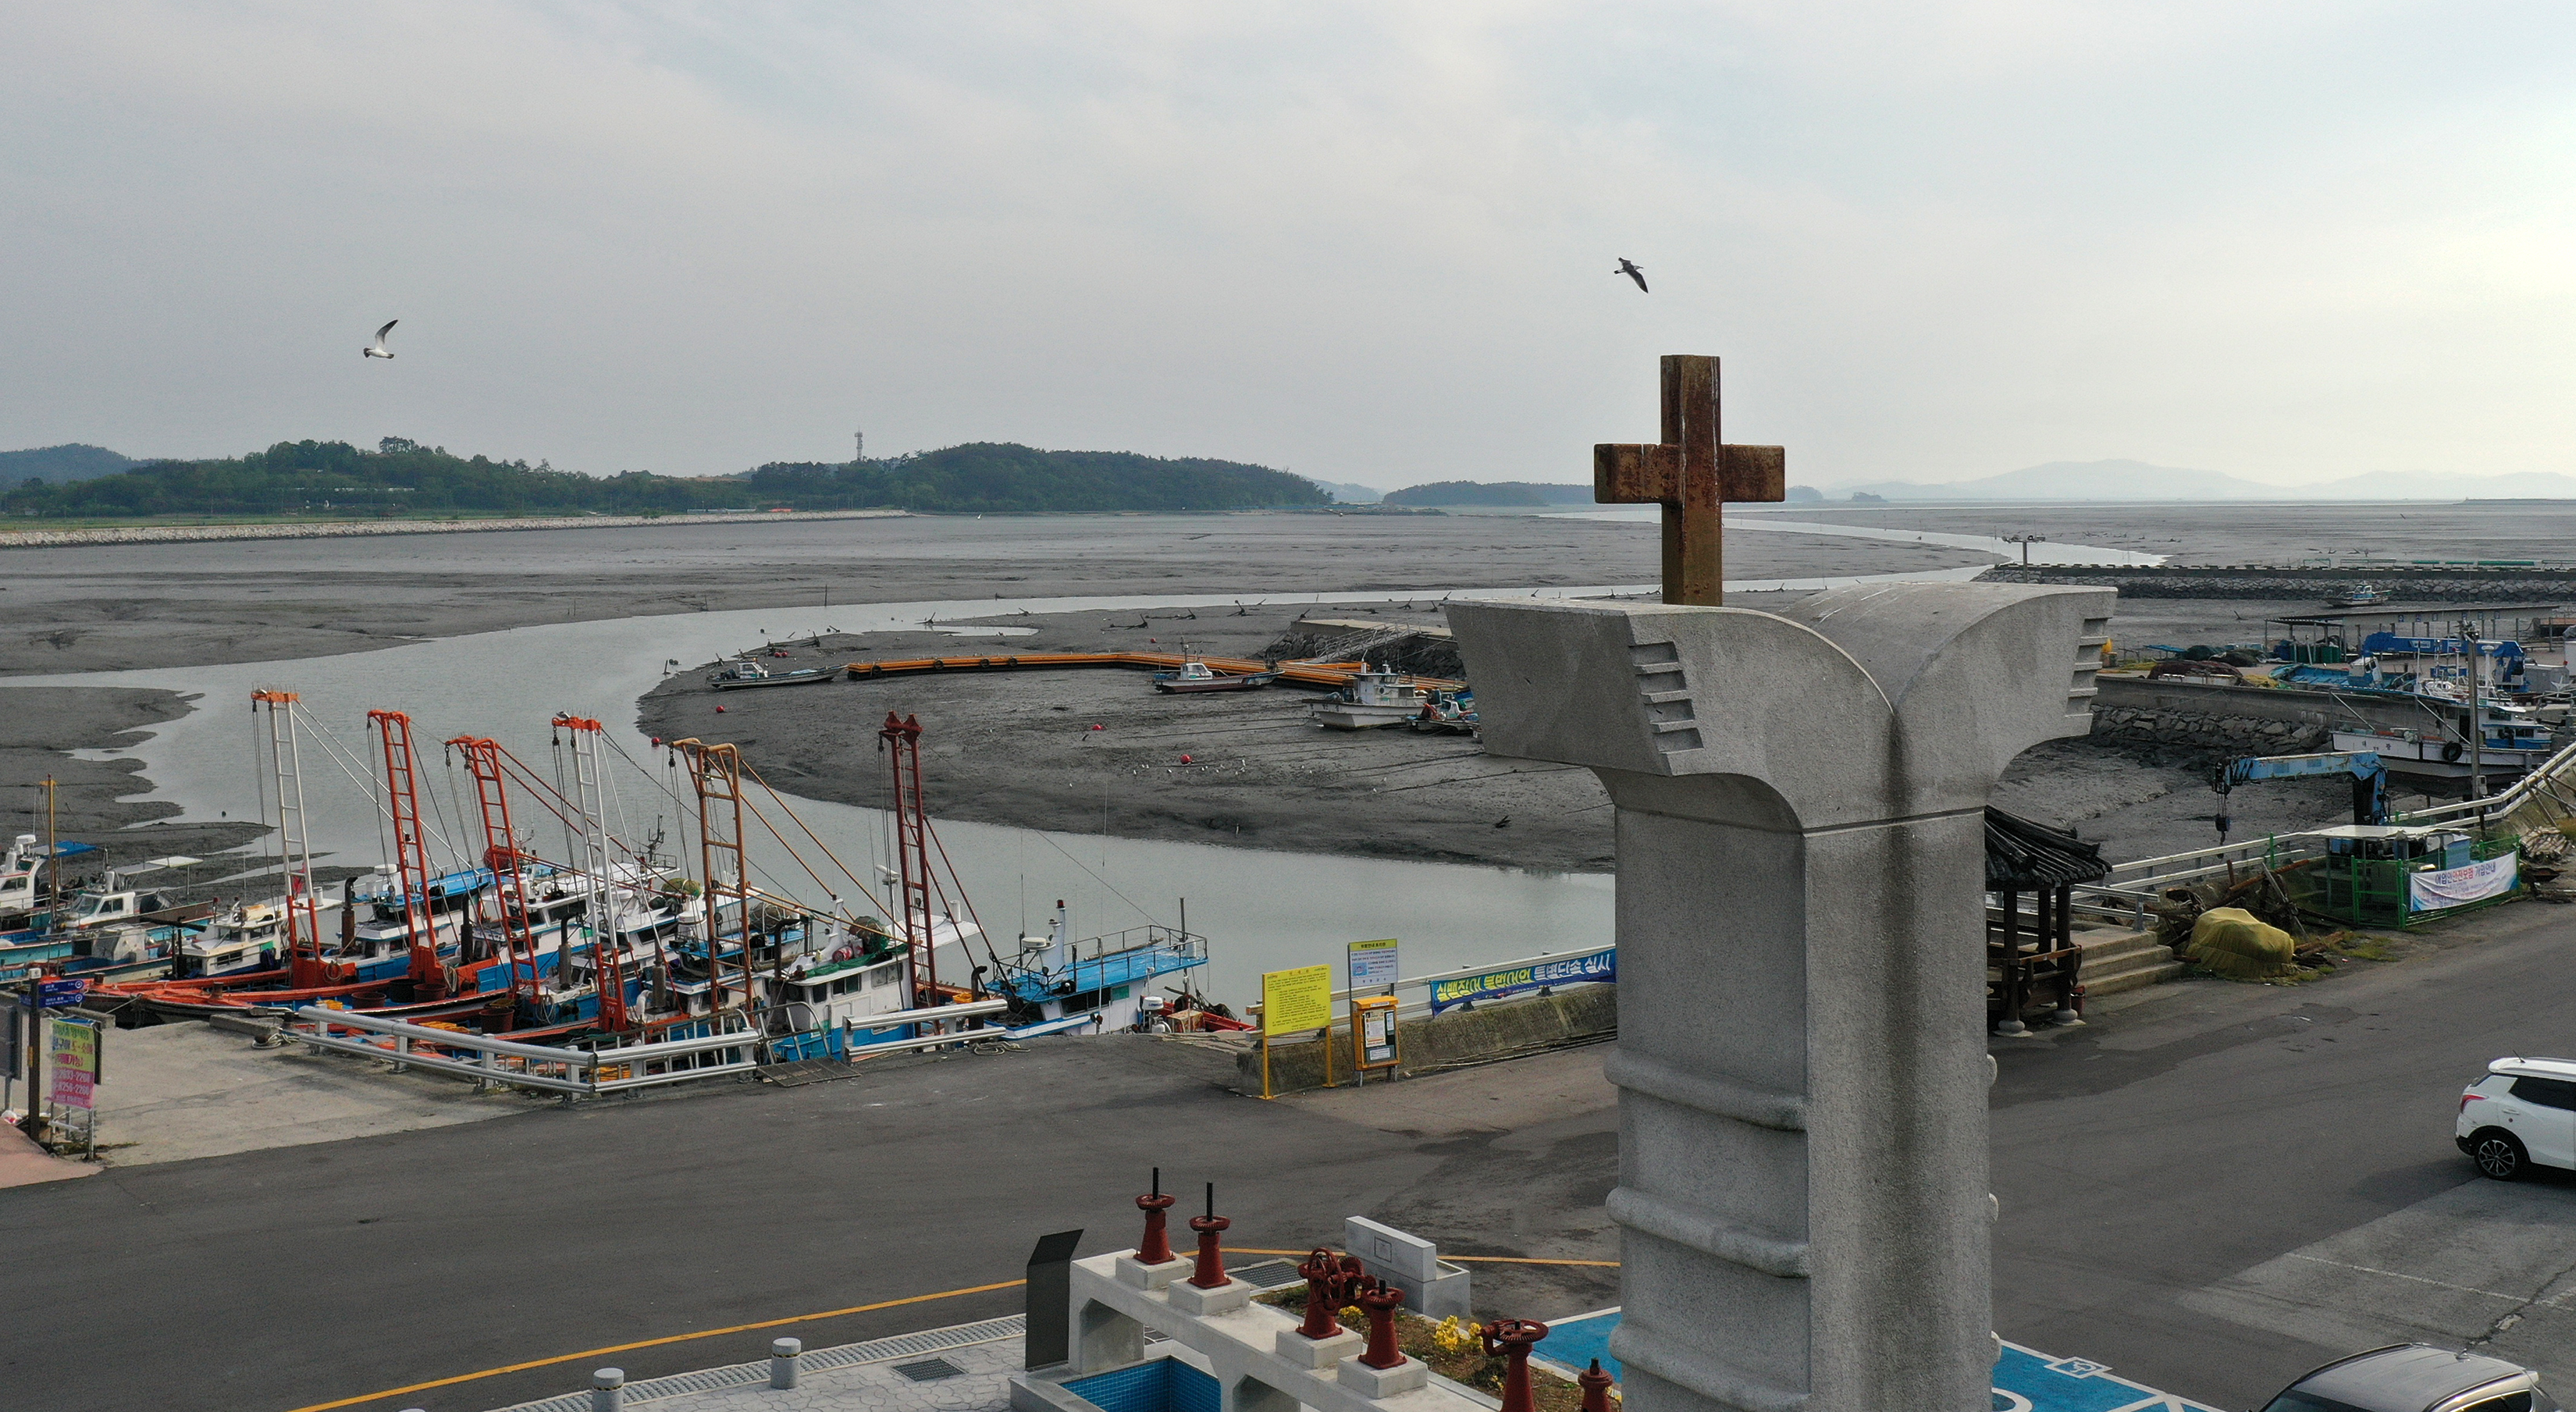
[0,1038,1619,1412]
[7,902,2571,1412]
[1994,900,2576,1403]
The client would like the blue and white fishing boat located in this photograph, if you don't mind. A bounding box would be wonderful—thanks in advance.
[974,902,1212,1037]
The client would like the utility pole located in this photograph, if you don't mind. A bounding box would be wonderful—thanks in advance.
[853,429,864,465]
[2003,533,2048,565]
[2465,623,2489,800]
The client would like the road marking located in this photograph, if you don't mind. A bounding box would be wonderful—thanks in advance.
[279,1279,1024,1412]
[2282,1252,2539,1305]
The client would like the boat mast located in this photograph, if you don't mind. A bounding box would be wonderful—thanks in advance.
[878,712,940,1004]
[252,691,326,986]
[671,739,756,1015]
[552,714,629,1033]
[368,710,445,999]
[450,737,547,1026]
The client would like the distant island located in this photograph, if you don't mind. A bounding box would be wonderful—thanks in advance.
[1382,481,1594,507]
[0,439,1329,518]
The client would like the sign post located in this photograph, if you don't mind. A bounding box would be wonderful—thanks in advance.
[1259,964,1334,1100]
[1345,940,1400,1087]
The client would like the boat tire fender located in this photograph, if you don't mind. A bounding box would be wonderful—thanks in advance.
[2444,742,2465,763]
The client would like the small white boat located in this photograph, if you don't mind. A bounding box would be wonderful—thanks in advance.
[2332,706,2559,782]
[1308,664,1427,729]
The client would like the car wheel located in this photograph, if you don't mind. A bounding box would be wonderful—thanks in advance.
[2472,1130,2528,1181]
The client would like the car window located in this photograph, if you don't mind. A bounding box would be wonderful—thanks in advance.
[2459,1396,2533,1412]
[2263,1394,2374,1412]
[2509,1077,2576,1111]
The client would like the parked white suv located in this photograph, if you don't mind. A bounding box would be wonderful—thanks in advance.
[2457,1057,2576,1180]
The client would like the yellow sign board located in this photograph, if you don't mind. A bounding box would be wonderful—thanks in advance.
[1261,964,1333,1035]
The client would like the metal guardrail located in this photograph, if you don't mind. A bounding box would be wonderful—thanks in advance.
[287,996,1012,1097]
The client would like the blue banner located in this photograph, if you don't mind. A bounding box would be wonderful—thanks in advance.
[1429,948,1614,1013]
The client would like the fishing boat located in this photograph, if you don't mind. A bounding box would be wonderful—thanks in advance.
[53,862,215,934]
[973,902,1212,1037]
[708,658,833,691]
[2326,583,2389,607]
[1151,657,1279,694]
[0,834,98,930]
[1409,688,1478,735]
[1308,664,1426,729]
[2332,706,2560,782]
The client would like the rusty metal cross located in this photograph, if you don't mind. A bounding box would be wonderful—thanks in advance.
[1593,354,1786,605]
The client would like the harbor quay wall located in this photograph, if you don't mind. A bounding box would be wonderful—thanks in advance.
[0,507,908,550]
[1985,564,2576,602]
[1238,983,1615,1095]
[2089,676,2450,753]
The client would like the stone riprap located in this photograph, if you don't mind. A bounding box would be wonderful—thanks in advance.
[2090,705,2330,753]
[1450,581,2113,1412]
[0,507,906,550]
[1987,564,2576,601]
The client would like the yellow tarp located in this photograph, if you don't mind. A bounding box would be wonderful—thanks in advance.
[2187,906,2300,980]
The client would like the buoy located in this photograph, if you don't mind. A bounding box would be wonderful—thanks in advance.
[1181,754,1194,764]
[1091,724,1105,731]
[716,705,728,713]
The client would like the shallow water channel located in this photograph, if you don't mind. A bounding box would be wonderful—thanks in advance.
[25,587,1631,1005]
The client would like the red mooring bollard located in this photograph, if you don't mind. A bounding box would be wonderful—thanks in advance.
[1357,1279,1407,1369]
[1135,1168,1177,1264]
[1296,1249,1359,1339]
[1480,1318,1551,1412]
[1187,1183,1230,1289]
[1578,1357,1614,1412]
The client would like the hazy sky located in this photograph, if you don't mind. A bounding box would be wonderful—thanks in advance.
[5,3,2571,489]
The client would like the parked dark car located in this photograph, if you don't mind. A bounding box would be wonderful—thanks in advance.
[2258,1344,2558,1412]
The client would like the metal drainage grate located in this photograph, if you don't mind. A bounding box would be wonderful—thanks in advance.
[893,1357,967,1383]
[1228,1259,1302,1289]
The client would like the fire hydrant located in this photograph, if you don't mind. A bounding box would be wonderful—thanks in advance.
[1357,1279,1407,1369]
[1578,1357,1615,1412]
[1134,1169,1176,1264]
[1186,1183,1230,1289]
[1479,1318,1550,1412]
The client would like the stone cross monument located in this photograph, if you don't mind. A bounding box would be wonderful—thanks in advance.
[1592,354,1786,605]
[1448,357,2114,1412]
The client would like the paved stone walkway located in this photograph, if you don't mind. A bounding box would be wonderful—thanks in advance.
[487,1318,1024,1412]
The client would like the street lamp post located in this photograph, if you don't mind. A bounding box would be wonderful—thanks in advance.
[2003,533,2048,566]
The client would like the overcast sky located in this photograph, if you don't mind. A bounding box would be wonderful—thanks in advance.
[4,2,2571,489]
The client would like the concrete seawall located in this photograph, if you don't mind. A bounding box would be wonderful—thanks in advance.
[2090,674,2456,753]
[1987,564,2576,601]
[0,507,907,550]
[1239,984,1616,1095]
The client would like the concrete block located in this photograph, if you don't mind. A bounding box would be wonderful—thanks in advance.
[1116,1254,1194,1291]
[1345,1216,1437,1282]
[1167,1277,1253,1315]
[1336,1357,1428,1397]
[1275,1327,1364,1368]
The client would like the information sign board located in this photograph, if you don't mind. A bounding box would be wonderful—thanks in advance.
[48,1018,96,1111]
[1346,938,1400,994]
[1261,964,1333,1036]
[1353,995,1400,1069]
[36,979,83,1009]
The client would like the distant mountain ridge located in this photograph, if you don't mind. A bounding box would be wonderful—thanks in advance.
[1825,459,2576,502]
[0,443,137,489]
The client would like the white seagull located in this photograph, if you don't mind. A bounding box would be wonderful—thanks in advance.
[362,320,398,359]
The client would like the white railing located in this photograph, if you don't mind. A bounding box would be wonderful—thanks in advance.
[286,995,1011,1097]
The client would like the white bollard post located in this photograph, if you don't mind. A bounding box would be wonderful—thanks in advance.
[592,1366,624,1411]
[771,1336,802,1389]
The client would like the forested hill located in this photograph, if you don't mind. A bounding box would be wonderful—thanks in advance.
[0,439,1328,517]
[1382,480,1592,507]
[0,443,135,489]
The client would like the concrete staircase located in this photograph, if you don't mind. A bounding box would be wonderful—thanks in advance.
[2078,925,2186,998]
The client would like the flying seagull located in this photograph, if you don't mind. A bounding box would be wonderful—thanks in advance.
[1614,258,1648,293]
[362,320,398,359]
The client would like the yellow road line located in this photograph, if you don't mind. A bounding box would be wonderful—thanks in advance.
[280,1279,1024,1412]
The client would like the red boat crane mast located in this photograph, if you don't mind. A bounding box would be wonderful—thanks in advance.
[878,711,943,1005]
[368,709,446,999]
[671,738,758,1015]
[448,735,547,1023]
